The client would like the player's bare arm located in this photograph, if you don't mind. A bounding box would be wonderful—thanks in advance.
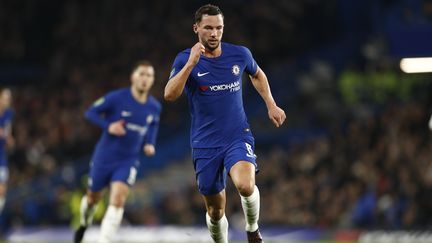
[249,68,286,127]
[164,42,205,101]
[108,120,126,136]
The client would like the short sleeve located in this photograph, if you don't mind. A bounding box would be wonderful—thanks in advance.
[242,46,259,76]
[169,52,188,79]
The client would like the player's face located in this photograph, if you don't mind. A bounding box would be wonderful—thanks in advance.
[195,14,224,51]
[131,65,155,93]
[0,89,11,109]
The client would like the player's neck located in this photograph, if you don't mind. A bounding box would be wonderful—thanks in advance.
[204,46,222,58]
[131,88,148,104]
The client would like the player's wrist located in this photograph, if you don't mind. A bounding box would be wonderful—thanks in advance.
[265,100,277,110]
[185,60,197,69]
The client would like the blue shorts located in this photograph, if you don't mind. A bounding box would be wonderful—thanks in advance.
[0,157,7,167]
[192,137,257,196]
[88,160,139,192]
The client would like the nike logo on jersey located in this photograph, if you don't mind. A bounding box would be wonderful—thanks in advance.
[121,111,132,117]
[197,72,210,77]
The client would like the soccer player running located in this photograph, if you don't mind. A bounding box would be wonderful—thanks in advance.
[0,88,14,215]
[74,61,161,243]
[164,4,286,243]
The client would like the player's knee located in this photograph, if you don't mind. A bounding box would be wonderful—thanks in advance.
[236,180,255,197]
[110,193,127,207]
[86,192,101,206]
[110,199,125,208]
[0,184,6,196]
[207,206,225,221]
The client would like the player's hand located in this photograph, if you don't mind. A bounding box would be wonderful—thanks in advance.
[187,42,205,66]
[143,144,155,157]
[268,104,286,127]
[108,120,126,136]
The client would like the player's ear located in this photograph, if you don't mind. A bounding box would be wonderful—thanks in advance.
[193,24,198,34]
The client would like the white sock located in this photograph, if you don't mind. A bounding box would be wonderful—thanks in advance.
[97,205,124,243]
[79,195,96,226]
[0,197,5,213]
[206,213,228,243]
[240,185,260,232]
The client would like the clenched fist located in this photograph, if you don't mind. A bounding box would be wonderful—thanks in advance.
[187,42,205,66]
[108,120,126,136]
[268,104,286,128]
[143,144,155,157]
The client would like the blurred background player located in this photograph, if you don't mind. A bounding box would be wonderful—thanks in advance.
[74,61,161,243]
[0,88,14,215]
[165,4,285,243]
[429,113,432,130]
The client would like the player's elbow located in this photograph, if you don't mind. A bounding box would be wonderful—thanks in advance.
[84,110,94,121]
[84,111,90,120]
[164,89,179,102]
[84,110,90,119]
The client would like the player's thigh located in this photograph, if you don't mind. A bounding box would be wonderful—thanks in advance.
[89,162,112,193]
[225,137,257,173]
[109,181,130,207]
[229,161,256,195]
[109,164,137,206]
[0,165,8,196]
[193,148,226,196]
[111,163,138,187]
[86,189,104,205]
[225,140,258,196]
[201,190,226,220]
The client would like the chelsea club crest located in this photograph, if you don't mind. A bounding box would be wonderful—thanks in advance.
[232,65,240,76]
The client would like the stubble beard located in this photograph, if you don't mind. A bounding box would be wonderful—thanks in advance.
[203,39,220,52]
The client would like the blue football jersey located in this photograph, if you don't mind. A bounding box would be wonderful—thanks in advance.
[0,108,13,164]
[169,42,258,148]
[85,88,161,164]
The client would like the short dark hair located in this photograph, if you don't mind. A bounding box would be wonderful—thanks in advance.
[194,4,223,23]
[131,60,153,73]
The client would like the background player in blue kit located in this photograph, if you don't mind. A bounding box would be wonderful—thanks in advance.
[429,113,432,130]
[0,88,14,215]
[165,4,286,243]
[74,61,161,243]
